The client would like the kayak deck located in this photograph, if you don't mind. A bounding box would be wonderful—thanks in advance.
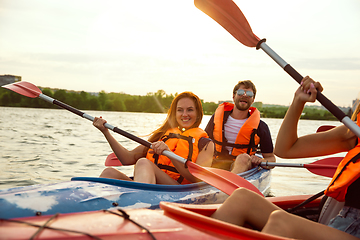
[0,194,321,240]
[0,208,231,239]
[0,167,271,219]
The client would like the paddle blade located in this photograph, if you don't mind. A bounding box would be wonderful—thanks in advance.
[186,161,264,197]
[316,125,336,133]
[2,81,41,98]
[105,152,123,166]
[305,157,343,178]
[194,0,260,47]
[312,156,342,166]
[306,168,335,178]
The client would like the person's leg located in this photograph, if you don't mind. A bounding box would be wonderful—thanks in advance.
[263,209,359,240]
[99,167,133,181]
[211,159,233,170]
[230,153,252,174]
[211,188,280,230]
[134,158,179,185]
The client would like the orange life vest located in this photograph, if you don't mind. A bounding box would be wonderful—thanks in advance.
[213,102,260,159]
[324,112,360,202]
[146,127,208,184]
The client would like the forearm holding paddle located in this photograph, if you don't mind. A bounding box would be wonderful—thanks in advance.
[275,77,357,159]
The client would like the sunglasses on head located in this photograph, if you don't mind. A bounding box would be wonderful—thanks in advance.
[236,89,254,97]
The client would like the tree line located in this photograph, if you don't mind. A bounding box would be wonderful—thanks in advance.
[0,87,218,115]
[0,86,342,120]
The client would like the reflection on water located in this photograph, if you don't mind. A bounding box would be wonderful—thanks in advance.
[0,107,344,196]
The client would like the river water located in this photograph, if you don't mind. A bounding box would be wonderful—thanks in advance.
[0,106,345,197]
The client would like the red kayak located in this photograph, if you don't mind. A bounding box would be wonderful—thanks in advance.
[0,195,321,239]
[161,195,322,240]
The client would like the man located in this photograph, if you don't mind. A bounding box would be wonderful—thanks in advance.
[205,80,275,173]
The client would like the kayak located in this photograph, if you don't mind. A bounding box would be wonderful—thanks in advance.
[160,195,322,240]
[0,194,321,240]
[0,167,271,219]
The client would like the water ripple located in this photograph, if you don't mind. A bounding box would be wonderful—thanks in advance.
[11,156,41,163]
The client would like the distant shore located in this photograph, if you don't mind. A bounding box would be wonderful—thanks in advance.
[0,87,350,120]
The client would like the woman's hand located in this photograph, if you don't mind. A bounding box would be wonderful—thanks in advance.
[295,76,323,104]
[93,116,108,133]
[149,141,171,155]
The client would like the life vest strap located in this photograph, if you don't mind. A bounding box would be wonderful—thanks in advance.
[247,129,258,154]
[327,152,360,191]
[212,139,250,148]
[157,164,179,173]
[157,163,185,184]
[213,128,259,155]
[156,132,195,184]
[162,133,194,161]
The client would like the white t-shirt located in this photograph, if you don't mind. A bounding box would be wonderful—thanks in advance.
[224,115,247,154]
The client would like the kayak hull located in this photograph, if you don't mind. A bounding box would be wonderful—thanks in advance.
[0,167,271,219]
[0,194,320,240]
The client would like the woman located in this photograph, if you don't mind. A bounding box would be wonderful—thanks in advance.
[93,91,214,185]
[211,76,360,239]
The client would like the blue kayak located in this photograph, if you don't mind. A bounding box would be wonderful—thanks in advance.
[0,167,270,219]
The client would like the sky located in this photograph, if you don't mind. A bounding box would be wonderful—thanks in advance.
[1,0,359,107]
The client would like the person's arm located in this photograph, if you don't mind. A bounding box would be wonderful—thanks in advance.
[194,140,214,167]
[254,121,276,168]
[263,152,276,163]
[93,117,146,165]
[248,153,276,170]
[249,151,276,169]
[275,76,355,158]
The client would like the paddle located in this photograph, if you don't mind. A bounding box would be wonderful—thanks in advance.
[316,125,335,133]
[194,0,360,139]
[259,125,341,177]
[105,152,123,166]
[2,81,263,196]
[260,157,342,178]
[107,124,338,167]
[104,151,260,191]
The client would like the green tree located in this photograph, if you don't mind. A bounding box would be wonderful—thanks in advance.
[53,89,67,103]
[125,96,140,112]
[89,97,100,110]
[113,98,125,111]
[202,101,218,115]
[98,91,107,110]
[79,91,89,110]
[0,90,11,106]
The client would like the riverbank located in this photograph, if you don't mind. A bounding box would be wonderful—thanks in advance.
[0,87,350,120]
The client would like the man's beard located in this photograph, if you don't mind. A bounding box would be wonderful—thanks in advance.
[234,99,251,111]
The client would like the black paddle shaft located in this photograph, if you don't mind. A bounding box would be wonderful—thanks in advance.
[112,127,151,148]
[53,99,84,117]
[257,41,347,122]
[283,64,346,121]
[258,41,360,137]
